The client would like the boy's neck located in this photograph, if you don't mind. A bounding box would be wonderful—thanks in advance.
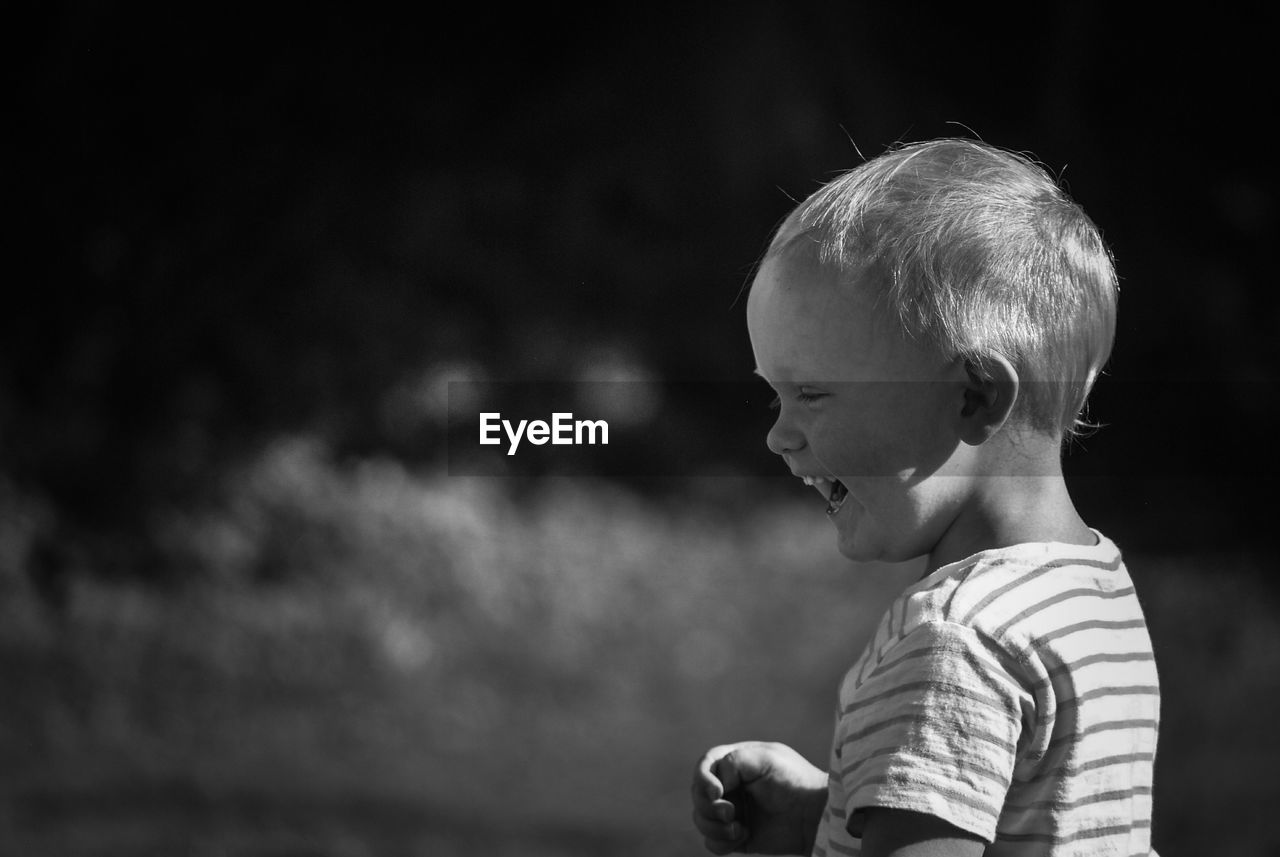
[924,439,1095,576]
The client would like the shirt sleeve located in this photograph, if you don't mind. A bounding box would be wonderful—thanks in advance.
[835,619,1025,843]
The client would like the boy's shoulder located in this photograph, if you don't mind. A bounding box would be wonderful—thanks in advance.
[848,531,1152,701]
[898,531,1136,649]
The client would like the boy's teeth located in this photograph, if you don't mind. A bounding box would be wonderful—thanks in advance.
[825,480,849,516]
[800,474,843,509]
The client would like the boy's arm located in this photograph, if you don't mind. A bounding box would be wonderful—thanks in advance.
[860,808,986,857]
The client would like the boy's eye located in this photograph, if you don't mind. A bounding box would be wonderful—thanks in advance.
[768,391,826,411]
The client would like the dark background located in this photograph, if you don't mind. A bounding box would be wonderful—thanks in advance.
[10,5,1280,562]
[6,4,1279,855]
[13,4,1279,567]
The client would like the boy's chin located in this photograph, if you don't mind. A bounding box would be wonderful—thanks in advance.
[833,532,860,561]
[832,522,925,566]
[833,526,874,563]
[829,503,912,564]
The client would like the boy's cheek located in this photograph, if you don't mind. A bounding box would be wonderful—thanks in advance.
[813,433,896,480]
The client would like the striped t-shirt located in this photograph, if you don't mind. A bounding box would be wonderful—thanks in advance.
[812,532,1159,857]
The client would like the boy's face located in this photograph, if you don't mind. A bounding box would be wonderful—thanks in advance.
[746,253,971,564]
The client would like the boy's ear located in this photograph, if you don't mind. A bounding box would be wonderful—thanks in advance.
[959,355,1018,445]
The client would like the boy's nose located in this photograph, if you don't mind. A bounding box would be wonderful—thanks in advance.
[766,414,805,457]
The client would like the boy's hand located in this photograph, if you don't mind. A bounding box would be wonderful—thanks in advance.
[691,741,829,855]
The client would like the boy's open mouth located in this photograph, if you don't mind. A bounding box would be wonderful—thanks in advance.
[802,476,849,516]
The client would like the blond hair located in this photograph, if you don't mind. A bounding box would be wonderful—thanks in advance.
[768,138,1118,439]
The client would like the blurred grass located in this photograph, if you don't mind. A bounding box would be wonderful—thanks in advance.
[1,436,1277,855]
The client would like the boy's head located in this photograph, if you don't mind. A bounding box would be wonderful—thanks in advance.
[747,138,1116,563]
[765,137,1117,439]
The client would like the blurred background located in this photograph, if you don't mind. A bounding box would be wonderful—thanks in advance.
[6,3,1279,854]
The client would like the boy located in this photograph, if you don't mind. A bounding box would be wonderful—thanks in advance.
[691,139,1159,856]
